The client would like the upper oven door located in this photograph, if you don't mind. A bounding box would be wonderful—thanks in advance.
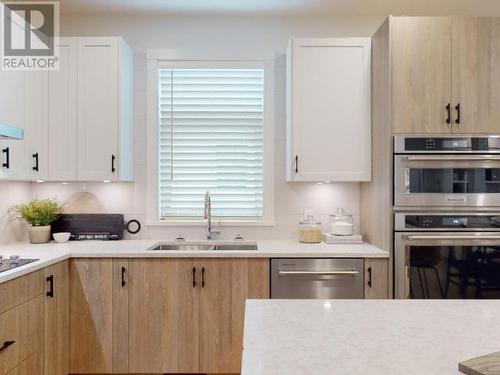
[394,154,500,207]
[394,231,500,299]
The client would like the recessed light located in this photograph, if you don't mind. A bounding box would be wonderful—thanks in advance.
[61,182,68,185]
[36,180,44,183]
[103,180,111,183]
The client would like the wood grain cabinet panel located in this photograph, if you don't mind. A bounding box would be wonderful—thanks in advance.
[69,259,114,373]
[452,17,500,133]
[44,261,69,375]
[0,295,44,375]
[0,270,43,314]
[198,258,270,374]
[392,17,452,134]
[127,259,199,374]
[364,259,389,299]
[5,351,42,375]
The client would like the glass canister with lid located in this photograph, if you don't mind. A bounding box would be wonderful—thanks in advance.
[298,215,322,243]
[329,208,354,236]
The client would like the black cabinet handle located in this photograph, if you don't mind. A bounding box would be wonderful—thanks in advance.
[0,340,15,352]
[2,147,9,169]
[111,154,116,173]
[202,267,206,288]
[294,155,298,173]
[367,267,372,288]
[445,103,451,124]
[121,266,126,287]
[455,103,461,125]
[32,153,39,172]
[46,275,54,298]
[192,267,197,288]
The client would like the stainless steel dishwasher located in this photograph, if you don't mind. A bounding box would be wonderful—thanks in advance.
[271,258,364,299]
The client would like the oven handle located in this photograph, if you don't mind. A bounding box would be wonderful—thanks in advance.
[403,155,500,162]
[403,234,500,241]
[278,270,360,276]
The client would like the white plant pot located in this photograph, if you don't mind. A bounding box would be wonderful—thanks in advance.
[29,225,51,244]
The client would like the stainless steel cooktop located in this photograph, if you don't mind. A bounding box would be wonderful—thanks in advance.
[0,256,38,273]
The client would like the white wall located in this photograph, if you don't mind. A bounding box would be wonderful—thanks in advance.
[23,15,386,241]
[0,182,32,244]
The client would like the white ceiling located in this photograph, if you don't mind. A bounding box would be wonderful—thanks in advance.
[60,0,500,16]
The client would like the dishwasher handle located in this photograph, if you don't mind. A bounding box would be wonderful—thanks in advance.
[278,270,360,277]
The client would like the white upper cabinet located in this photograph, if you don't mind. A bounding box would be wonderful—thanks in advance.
[48,37,78,181]
[286,38,371,182]
[77,37,133,181]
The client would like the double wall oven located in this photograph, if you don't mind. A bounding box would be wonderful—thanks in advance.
[394,136,500,299]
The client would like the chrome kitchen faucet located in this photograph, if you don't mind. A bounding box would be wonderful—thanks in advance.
[204,191,220,240]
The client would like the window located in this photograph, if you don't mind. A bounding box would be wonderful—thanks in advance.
[158,67,265,219]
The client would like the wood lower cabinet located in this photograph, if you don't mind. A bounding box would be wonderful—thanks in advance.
[0,295,44,375]
[69,259,114,373]
[198,258,269,374]
[128,259,199,373]
[5,351,42,375]
[127,258,269,374]
[364,259,389,299]
[44,261,69,375]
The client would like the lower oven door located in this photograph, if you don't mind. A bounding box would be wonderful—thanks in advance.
[394,154,500,207]
[395,232,500,299]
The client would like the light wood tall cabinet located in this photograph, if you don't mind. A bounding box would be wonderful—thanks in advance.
[391,16,500,134]
[286,38,371,182]
[44,261,69,375]
[364,259,389,299]
[392,17,452,134]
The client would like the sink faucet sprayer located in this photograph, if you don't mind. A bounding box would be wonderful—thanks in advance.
[204,191,220,240]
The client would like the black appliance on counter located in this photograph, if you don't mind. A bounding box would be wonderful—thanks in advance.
[51,214,141,241]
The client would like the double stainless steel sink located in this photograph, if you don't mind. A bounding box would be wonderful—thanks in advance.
[150,243,258,251]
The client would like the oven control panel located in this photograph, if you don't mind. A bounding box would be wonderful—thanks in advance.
[395,214,500,231]
[394,136,500,153]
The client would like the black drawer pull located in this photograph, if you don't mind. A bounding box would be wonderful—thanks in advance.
[294,155,299,173]
[111,154,116,173]
[46,275,54,298]
[2,147,9,169]
[445,103,451,124]
[455,103,461,125]
[202,267,206,288]
[32,153,39,172]
[192,267,196,288]
[121,266,126,287]
[367,267,372,287]
[0,340,15,352]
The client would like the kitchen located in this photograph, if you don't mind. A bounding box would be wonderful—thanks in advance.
[1,1,500,374]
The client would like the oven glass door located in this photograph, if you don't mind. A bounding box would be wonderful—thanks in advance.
[394,155,500,207]
[395,232,500,299]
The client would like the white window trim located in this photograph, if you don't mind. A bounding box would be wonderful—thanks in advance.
[145,53,275,227]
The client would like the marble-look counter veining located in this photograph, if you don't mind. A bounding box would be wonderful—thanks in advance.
[0,239,387,283]
[242,299,500,375]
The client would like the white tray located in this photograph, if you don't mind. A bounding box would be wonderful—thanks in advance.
[322,233,363,244]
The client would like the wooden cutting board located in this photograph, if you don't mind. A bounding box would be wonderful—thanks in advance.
[459,352,500,375]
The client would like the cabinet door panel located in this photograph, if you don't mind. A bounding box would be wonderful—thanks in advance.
[69,259,113,373]
[48,38,77,180]
[364,259,389,299]
[392,17,452,134]
[128,259,199,373]
[77,38,118,181]
[44,261,69,375]
[287,38,371,181]
[452,17,500,134]
[198,258,269,374]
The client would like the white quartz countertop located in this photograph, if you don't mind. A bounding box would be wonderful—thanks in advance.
[242,299,500,375]
[0,239,387,284]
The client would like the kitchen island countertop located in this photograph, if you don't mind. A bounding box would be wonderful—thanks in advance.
[241,299,500,375]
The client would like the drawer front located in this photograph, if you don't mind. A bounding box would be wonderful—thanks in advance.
[0,295,44,374]
[271,258,364,299]
[0,270,44,314]
[5,351,42,375]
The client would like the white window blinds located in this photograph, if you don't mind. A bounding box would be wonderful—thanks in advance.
[158,68,264,218]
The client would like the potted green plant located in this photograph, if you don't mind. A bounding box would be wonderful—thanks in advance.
[9,198,62,244]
